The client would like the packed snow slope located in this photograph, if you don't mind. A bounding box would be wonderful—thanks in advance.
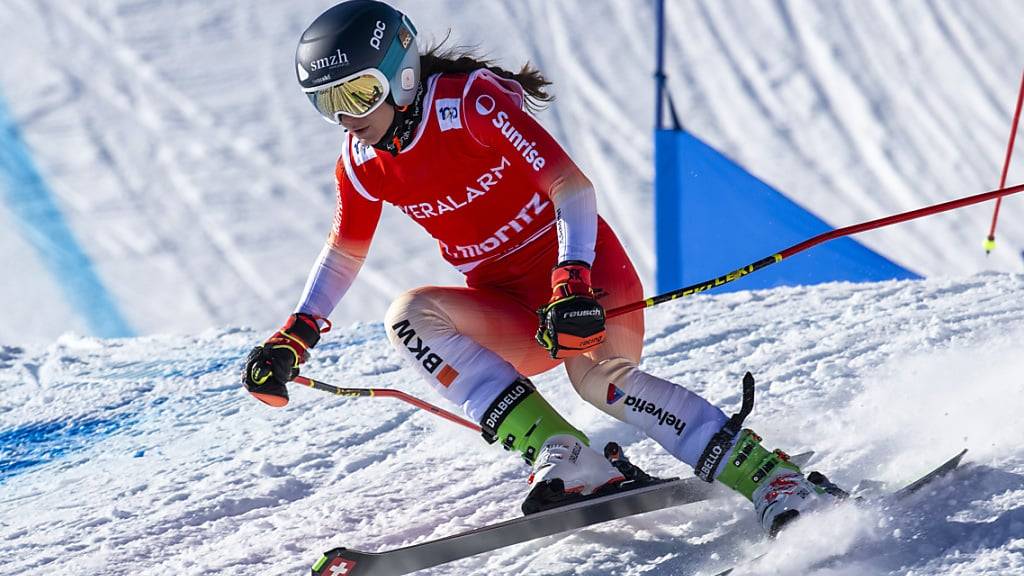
[1,1,1023,342]
[2,274,1024,576]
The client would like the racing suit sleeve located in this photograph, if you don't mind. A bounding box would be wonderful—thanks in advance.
[295,144,382,320]
[462,70,597,265]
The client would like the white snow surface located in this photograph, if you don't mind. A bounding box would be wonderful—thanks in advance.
[2,1,1024,575]
[2,274,1024,575]
[0,1,1023,340]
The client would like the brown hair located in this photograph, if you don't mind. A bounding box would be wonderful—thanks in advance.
[420,38,553,113]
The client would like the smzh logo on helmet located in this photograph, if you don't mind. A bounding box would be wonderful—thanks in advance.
[370,20,387,50]
[308,49,349,71]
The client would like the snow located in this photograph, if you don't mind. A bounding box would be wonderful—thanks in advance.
[2,275,1024,575]
[1,1,1024,575]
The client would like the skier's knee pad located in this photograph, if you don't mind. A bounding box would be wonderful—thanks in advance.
[567,356,637,419]
[384,288,518,422]
[384,288,450,334]
[384,289,451,383]
[569,357,728,468]
[384,288,459,396]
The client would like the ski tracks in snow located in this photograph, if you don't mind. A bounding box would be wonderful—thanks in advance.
[2,0,406,336]
[3,0,1024,341]
[1,275,1023,575]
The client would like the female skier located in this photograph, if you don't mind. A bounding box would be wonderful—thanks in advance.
[242,0,837,534]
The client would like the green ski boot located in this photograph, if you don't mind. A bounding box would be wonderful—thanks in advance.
[479,377,627,514]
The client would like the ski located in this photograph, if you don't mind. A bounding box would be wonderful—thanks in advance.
[311,453,813,575]
[891,448,967,499]
[709,449,968,576]
[311,477,712,576]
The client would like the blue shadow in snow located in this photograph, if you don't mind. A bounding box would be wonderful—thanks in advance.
[0,417,126,484]
[0,90,133,338]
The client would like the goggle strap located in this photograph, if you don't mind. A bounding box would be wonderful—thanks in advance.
[378,45,403,80]
[378,23,415,81]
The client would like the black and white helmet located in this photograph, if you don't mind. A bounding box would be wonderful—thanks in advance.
[296,0,419,122]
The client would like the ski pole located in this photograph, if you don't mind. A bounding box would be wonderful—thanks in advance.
[608,181,1024,319]
[295,184,1023,427]
[985,69,1024,254]
[293,375,482,433]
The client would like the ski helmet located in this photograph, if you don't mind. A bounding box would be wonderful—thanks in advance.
[296,0,419,123]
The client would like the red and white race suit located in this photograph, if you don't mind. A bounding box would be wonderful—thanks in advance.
[296,70,729,471]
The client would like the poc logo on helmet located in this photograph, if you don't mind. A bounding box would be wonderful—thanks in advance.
[370,20,387,50]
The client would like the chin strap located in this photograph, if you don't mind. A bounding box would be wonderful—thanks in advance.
[373,81,426,156]
[694,372,756,482]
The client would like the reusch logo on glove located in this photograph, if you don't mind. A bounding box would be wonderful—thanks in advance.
[562,309,602,319]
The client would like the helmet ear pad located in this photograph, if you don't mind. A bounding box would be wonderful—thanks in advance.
[388,45,421,107]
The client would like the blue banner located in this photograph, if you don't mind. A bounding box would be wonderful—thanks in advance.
[655,129,919,292]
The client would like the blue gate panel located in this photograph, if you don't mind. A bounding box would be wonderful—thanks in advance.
[655,129,919,293]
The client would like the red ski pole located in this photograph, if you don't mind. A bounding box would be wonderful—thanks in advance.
[609,182,1024,319]
[293,375,482,433]
[985,69,1024,254]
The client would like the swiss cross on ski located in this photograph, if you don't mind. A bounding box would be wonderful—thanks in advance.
[327,559,356,575]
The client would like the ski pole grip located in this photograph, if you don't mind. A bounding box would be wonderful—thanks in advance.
[723,372,756,435]
[693,372,757,482]
[736,372,755,426]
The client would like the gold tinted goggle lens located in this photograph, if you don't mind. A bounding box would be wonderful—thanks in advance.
[311,74,386,120]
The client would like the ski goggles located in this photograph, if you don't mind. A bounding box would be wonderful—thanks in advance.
[305,68,390,123]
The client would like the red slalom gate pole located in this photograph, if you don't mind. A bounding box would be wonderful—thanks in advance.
[985,69,1024,254]
[293,375,482,433]
[608,182,1024,319]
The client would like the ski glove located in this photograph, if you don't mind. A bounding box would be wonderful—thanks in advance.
[535,261,607,359]
[242,313,327,407]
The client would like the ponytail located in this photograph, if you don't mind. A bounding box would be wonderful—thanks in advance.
[419,37,554,113]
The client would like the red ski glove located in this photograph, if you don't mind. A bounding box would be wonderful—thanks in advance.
[242,313,329,407]
[535,261,607,359]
